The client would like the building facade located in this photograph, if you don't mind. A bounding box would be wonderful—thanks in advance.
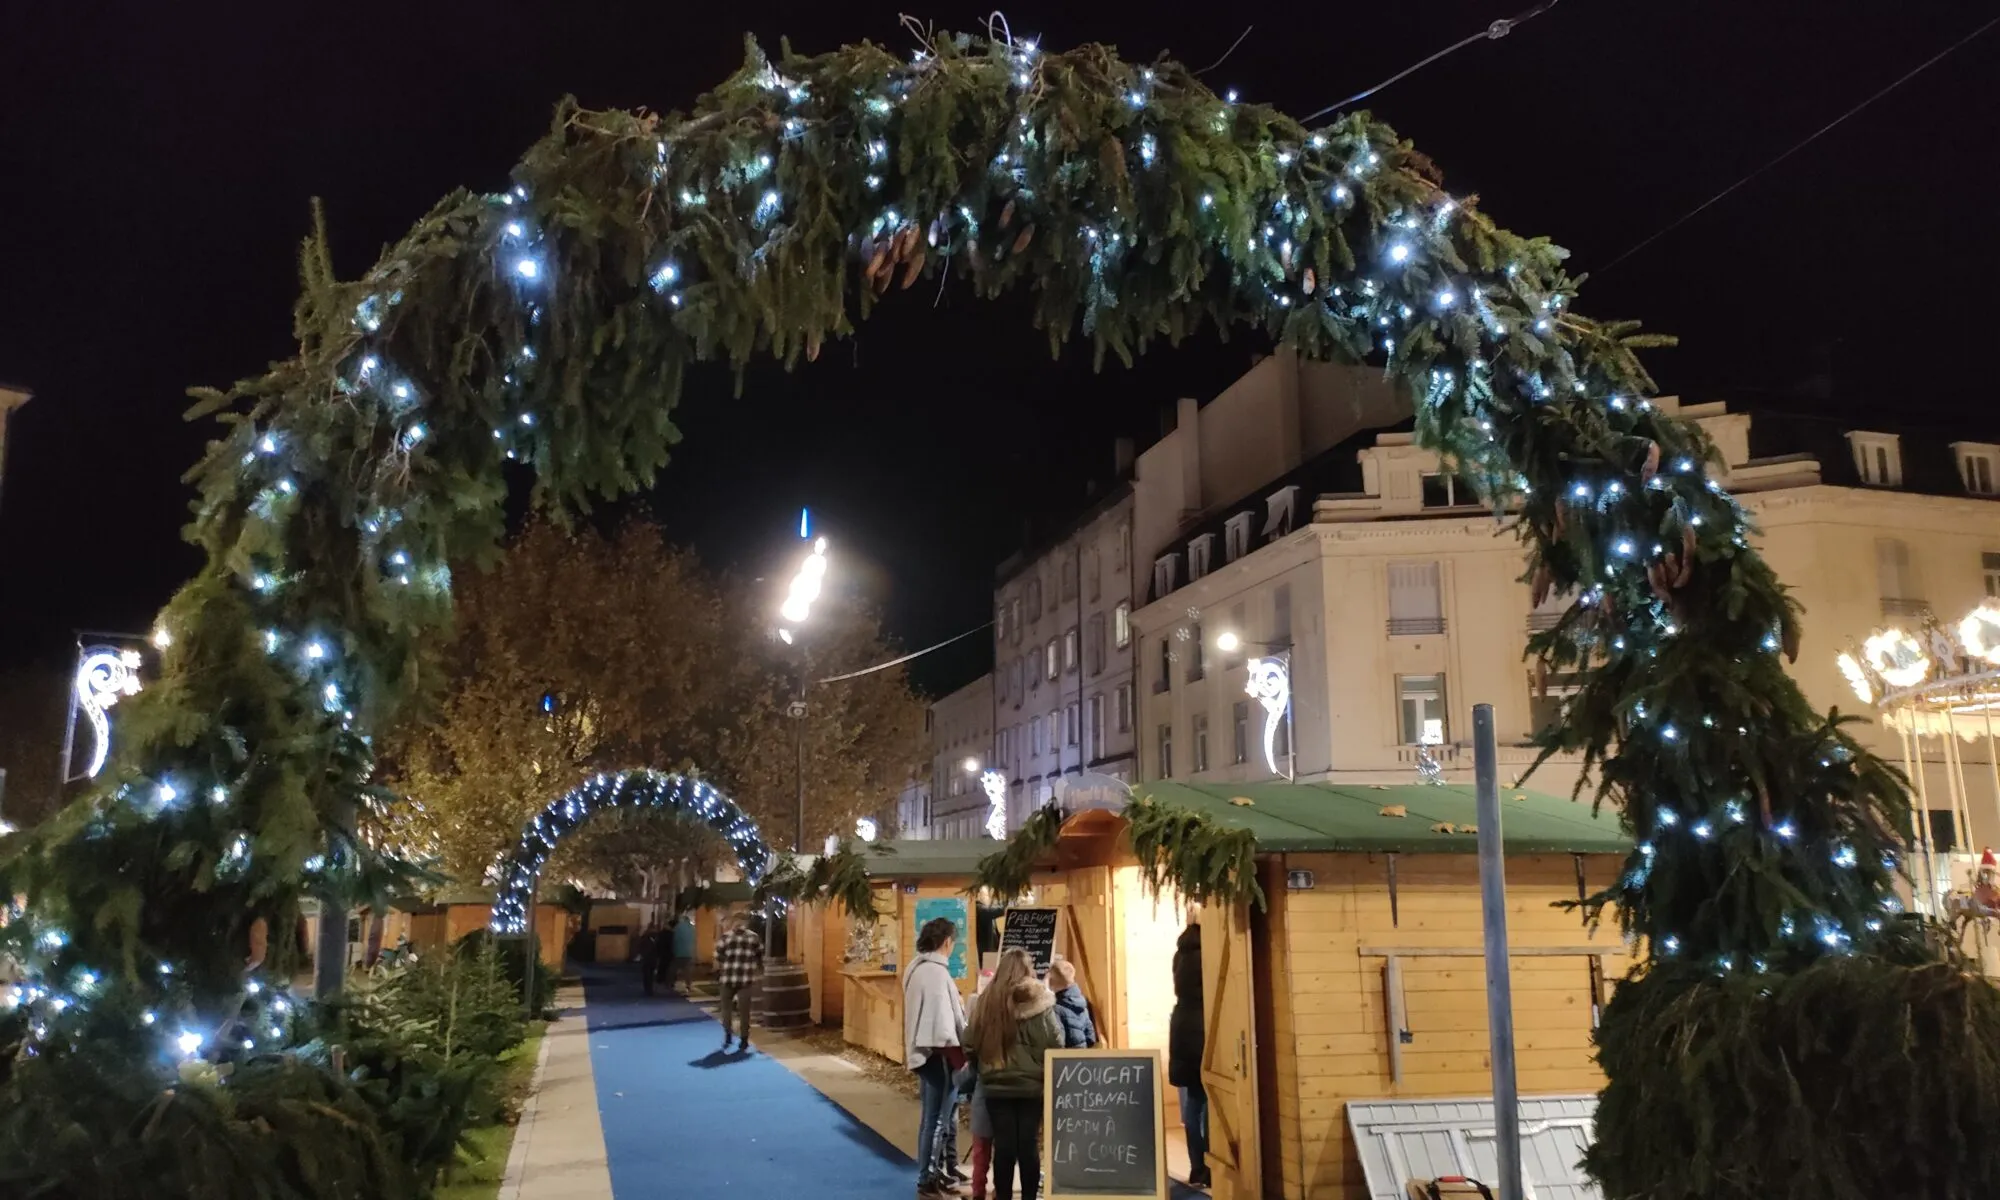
[990,486,1137,830]
[925,673,993,840]
[0,383,28,511]
[1133,396,2000,847]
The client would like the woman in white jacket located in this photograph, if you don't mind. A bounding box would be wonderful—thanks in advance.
[905,916,968,1198]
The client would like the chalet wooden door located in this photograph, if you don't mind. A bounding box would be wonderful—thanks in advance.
[1061,866,1119,1046]
[1200,900,1262,1200]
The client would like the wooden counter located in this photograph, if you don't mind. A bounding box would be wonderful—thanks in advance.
[841,964,904,1064]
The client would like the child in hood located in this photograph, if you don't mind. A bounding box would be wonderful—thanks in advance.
[1045,958,1097,1049]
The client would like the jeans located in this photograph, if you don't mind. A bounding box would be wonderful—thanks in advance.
[717,982,752,1045]
[1180,1084,1209,1176]
[988,1096,1042,1200]
[915,1054,954,1185]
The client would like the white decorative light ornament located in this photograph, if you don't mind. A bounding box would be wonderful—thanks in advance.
[1958,604,2000,666]
[75,648,144,778]
[780,538,830,625]
[1245,657,1291,776]
[981,769,1009,839]
[855,817,878,842]
[1862,629,1930,689]
[1835,652,1873,704]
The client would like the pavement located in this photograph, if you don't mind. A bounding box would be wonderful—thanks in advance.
[502,963,1200,1200]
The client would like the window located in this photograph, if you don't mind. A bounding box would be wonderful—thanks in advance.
[1225,513,1254,563]
[1089,694,1105,757]
[1192,713,1210,773]
[1529,670,1584,736]
[1272,584,1293,646]
[1066,702,1080,747]
[1957,443,2000,496]
[1188,534,1214,581]
[1033,718,1045,757]
[1186,622,1205,682]
[1387,562,1446,636]
[1848,431,1902,487]
[1398,674,1448,745]
[1064,627,1080,673]
[1046,639,1060,680]
[1010,598,1023,643]
[1061,555,1079,602]
[1029,654,1041,692]
[1226,602,1247,666]
[1232,701,1250,764]
[996,604,1007,646]
[1155,638,1174,693]
[1985,552,2000,599]
[1115,523,1130,574]
[1264,486,1299,539]
[1153,554,1180,600]
[1115,683,1134,733]
[1877,538,1925,618]
[1114,602,1132,648]
[1157,723,1174,779]
[1087,548,1102,600]
[1048,711,1063,754]
[1087,613,1106,674]
[1420,472,1478,508]
[1030,577,1045,619]
[1012,658,1025,704]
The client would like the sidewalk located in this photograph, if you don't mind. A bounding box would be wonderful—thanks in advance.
[504,965,1199,1199]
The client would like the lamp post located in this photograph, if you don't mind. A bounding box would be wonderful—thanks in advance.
[1216,631,1295,781]
[778,522,830,857]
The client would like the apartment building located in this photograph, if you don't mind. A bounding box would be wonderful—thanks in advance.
[926,673,993,840]
[990,484,1138,831]
[1132,395,2000,847]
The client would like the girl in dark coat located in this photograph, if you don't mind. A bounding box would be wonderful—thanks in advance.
[1167,920,1210,1190]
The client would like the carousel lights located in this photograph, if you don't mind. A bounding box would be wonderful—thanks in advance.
[1959,603,2000,665]
[1862,629,1929,689]
[1836,652,1873,703]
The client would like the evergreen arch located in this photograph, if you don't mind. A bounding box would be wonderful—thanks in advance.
[488,769,770,934]
[1,27,1994,1199]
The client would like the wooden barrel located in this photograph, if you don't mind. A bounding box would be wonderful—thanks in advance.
[761,960,812,1028]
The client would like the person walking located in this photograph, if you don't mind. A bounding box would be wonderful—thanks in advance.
[637,920,662,997]
[1168,918,1210,1191]
[713,912,763,1053]
[1045,958,1096,1049]
[905,916,968,1198]
[669,908,697,995]
[968,947,1061,1200]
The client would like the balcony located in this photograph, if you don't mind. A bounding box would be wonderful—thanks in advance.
[1387,617,1448,637]
[1395,743,1460,766]
[1881,597,1931,622]
[1526,611,1564,633]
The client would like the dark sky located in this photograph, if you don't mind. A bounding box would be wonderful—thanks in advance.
[2,2,1995,696]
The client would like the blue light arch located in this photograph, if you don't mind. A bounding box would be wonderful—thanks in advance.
[488,769,771,934]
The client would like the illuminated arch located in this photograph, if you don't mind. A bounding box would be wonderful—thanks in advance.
[488,769,770,934]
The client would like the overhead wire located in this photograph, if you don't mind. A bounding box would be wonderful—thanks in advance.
[813,621,992,684]
[1300,0,1562,123]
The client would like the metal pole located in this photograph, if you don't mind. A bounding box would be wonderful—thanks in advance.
[795,679,807,855]
[57,638,81,785]
[523,884,539,1019]
[1472,703,1524,1200]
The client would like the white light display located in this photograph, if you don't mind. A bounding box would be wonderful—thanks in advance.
[75,647,143,778]
[981,769,1009,839]
[1835,651,1873,704]
[1862,629,1930,689]
[1958,604,2000,666]
[1244,656,1291,777]
[855,817,878,842]
[780,538,830,625]
[487,769,770,935]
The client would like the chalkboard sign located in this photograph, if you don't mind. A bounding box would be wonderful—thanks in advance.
[999,906,1059,976]
[1043,1048,1166,1200]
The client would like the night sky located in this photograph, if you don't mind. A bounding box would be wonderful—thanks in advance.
[2,2,1995,697]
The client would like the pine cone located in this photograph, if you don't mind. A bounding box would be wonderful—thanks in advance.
[1531,563,1554,609]
[1000,200,1015,229]
[1012,225,1034,255]
[899,247,926,289]
[1782,619,1801,664]
[1641,440,1661,482]
[1302,267,1316,295]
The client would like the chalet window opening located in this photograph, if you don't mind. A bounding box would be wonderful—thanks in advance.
[1963,452,1997,496]
[1849,432,1903,488]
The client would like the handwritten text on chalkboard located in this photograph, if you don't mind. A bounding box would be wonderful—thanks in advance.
[1045,1051,1162,1198]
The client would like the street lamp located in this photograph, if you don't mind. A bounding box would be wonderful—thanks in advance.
[1216,630,1295,781]
[778,519,830,856]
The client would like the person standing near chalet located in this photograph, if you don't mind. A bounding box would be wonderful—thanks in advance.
[669,908,697,995]
[637,920,663,997]
[713,913,763,1053]
[905,916,969,1198]
[1169,917,1211,1191]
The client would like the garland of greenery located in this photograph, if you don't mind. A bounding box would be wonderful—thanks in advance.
[0,25,1989,1196]
[970,803,1066,902]
[1124,793,1266,911]
[754,837,882,924]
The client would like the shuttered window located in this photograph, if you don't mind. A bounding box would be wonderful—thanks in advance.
[1387,562,1445,636]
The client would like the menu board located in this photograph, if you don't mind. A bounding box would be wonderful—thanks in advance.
[999,906,1059,976]
[1043,1049,1166,1200]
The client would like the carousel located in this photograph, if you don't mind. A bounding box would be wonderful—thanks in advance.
[1837,601,2000,969]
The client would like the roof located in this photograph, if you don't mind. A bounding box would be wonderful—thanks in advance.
[1128,781,1629,856]
[859,837,995,878]
[1347,1094,1600,1200]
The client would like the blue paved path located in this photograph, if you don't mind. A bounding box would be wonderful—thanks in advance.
[581,965,914,1198]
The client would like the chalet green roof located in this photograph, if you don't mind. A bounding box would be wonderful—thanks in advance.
[858,838,995,878]
[1130,781,1630,856]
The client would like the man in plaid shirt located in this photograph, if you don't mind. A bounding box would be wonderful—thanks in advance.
[713,912,764,1053]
